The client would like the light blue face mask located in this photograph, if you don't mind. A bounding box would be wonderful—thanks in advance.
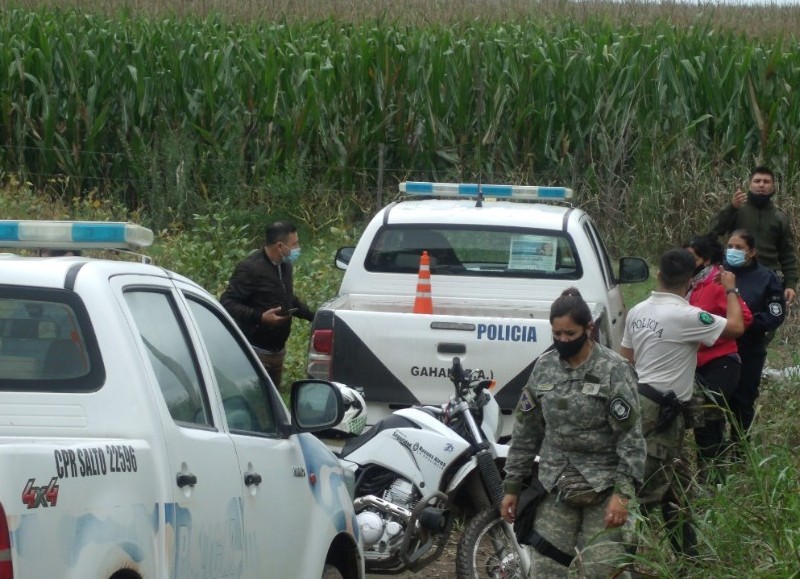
[285,247,301,263]
[726,248,747,268]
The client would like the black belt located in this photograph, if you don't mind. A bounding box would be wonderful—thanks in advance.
[638,383,684,433]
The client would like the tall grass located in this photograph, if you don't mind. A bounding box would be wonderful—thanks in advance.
[1,6,800,254]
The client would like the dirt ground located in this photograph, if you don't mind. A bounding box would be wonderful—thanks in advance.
[365,536,459,578]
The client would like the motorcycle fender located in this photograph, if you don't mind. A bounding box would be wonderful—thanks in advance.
[489,441,508,460]
[445,457,480,494]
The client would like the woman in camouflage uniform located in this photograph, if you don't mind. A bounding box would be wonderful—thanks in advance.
[500,288,646,578]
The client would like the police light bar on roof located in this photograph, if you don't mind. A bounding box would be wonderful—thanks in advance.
[399,181,573,200]
[0,220,154,250]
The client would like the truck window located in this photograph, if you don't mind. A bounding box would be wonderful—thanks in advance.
[124,290,212,427]
[0,293,100,390]
[365,226,581,279]
[186,298,278,436]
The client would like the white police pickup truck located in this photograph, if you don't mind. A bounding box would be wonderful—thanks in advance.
[307,182,649,436]
[0,221,363,579]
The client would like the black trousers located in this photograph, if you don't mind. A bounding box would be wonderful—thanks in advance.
[694,355,741,484]
[729,344,768,440]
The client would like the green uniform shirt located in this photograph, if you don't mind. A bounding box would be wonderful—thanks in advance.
[503,343,646,497]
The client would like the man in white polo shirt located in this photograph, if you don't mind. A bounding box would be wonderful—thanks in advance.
[621,248,744,557]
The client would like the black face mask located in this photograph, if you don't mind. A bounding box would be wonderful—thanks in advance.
[748,191,773,208]
[553,331,589,360]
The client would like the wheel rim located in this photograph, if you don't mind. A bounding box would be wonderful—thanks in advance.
[471,518,528,579]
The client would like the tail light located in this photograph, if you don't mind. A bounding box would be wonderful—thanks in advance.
[0,502,12,579]
[307,329,333,379]
[312,329,333,354]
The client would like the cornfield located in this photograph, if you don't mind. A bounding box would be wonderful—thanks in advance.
[1,3,799,253]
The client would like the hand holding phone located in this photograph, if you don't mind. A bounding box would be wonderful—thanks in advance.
[278,307,298,316]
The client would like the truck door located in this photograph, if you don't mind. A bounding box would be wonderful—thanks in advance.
[581,220,626,348]
[120,284,245,579]
[182,294,324,579]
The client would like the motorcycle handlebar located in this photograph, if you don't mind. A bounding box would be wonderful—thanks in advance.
[449,357,464,384]
[449,357,495,399]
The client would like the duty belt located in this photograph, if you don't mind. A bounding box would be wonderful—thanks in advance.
[637,383,684,433]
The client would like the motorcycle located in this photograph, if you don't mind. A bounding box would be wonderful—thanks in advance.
[329,357,530,578]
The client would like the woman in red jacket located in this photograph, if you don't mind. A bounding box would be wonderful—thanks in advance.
[685,234,752,485]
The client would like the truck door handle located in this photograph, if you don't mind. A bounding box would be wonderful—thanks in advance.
[244,472,263,486]
[176,473,198,488]
[437,343,466,354]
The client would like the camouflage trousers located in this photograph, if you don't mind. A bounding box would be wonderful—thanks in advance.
[638,395,689,506]
[637,395,697,556]
[530,491,631,578]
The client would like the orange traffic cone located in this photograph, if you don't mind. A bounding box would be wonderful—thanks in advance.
[413,251,434,314]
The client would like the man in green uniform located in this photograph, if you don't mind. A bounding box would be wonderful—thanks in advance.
[710,166,797,306]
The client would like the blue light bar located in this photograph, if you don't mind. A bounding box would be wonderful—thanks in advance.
[400,181,573,200]
[0,220,154,250]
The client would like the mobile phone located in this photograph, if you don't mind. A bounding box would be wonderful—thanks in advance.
[279,307,298,316]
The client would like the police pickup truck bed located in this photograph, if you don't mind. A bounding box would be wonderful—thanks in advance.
[307,182,648,436]
[0,221,363,579]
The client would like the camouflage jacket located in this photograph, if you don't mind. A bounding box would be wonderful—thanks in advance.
[503,343,646,497]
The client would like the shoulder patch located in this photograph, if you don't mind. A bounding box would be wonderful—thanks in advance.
[698,312,714,326]
[769,303,783,317]
[519,390,535,412]
[609,398,631,421]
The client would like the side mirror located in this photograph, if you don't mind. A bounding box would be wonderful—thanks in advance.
[290,380,344,433]
[618,257,650,284]
[335,246,355,270]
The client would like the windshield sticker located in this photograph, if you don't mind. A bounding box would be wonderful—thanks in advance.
[508,236,557,272]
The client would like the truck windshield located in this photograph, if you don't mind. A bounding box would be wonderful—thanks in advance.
[0,293,101,390]
[365,226,581,279]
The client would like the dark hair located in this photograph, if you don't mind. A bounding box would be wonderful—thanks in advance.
[730,229,756,250]
[659,248,696,289]
[549,287,592,326]
[684,234,723,265]
[750,166,775,181]
[265,221,297,245]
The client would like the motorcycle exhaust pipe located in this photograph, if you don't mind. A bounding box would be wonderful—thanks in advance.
[354,495,413,522]
[418,507,450,533]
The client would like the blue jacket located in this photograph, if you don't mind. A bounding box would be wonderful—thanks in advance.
[725,258,785,348]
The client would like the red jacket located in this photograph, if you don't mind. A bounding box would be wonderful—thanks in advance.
[688,265,753,367]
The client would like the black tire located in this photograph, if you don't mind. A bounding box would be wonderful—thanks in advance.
[456,507,530,579]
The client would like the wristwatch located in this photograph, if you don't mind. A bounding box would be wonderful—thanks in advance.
[726,288,740,296]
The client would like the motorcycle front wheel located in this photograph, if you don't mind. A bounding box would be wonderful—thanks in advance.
[456,507,531,579]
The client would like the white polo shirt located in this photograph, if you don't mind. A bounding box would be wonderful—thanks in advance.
[621,291,726,401]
